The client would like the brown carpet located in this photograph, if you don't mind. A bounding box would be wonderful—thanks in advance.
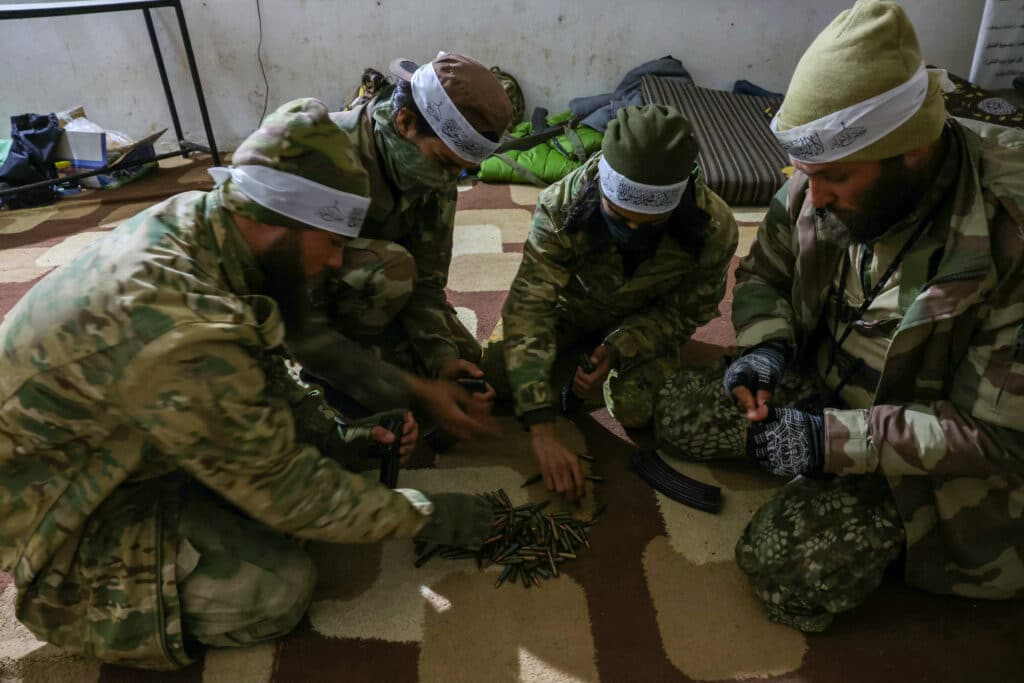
[1,163,1020,682]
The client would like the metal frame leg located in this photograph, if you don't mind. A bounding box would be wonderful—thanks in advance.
[173,0,220,165]
[143,7,186,155]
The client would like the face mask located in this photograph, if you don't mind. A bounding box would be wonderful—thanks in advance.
[600,205,664,252]
[375,123,461,192]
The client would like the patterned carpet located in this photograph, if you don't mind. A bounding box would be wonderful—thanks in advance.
[0,159,1020,682]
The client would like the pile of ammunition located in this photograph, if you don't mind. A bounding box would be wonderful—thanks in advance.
[413,488,598,588]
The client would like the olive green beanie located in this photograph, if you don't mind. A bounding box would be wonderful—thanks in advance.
[775,0,946,162]
[219,97,369,229]
[601,105,698,185]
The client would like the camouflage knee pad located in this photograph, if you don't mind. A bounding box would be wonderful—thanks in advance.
[653,366,748,461]
[735,475,905,632]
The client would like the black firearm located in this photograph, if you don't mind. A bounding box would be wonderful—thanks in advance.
[373,410,407,489]
[455,377,488,394]
[559,352,595,417]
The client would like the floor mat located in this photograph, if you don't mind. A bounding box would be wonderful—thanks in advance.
[1,170,1019,682]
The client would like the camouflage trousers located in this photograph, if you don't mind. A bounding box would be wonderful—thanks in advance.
[655,365,906,632]
[17,478,315,669]
[480,319,678,427]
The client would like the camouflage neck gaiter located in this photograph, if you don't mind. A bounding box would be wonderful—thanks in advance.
[372,109,460,193]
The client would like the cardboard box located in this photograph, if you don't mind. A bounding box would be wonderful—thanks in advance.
[73,129,167,190]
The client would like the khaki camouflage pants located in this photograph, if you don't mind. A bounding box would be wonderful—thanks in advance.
[17,478,315,669]
[655,365,906,632]
[480,319,678,427]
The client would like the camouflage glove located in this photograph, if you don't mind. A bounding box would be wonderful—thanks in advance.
[723,342,787,403]
[414,494,494,550]
[746,407,824,477]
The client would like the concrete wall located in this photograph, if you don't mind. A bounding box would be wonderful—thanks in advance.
[0,0,984,152]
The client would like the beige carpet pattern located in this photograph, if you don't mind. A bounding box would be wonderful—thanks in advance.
[1,160,1020,682]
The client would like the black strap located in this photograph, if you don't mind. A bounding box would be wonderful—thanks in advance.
[530,107,549,133]
[825,219,932,384]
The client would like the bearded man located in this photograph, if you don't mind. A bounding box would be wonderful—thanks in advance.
[655,0,1024,631]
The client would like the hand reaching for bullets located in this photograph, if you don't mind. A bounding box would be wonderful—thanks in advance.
[529,423,585,500]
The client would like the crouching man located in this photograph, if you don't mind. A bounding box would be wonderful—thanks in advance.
[0,99,493,669]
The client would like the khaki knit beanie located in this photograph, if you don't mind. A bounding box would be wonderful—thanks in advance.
[775,0,946,162]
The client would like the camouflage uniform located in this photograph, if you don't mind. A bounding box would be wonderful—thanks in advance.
[483,155,738,427]
[657,119,1024,629]
[0,189,430,669]
[288,89,478,413]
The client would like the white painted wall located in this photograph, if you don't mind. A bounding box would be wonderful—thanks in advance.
[0,0,984,153]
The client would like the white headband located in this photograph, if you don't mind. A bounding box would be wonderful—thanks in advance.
[209,165,369,237]
[410,58,499,165]
[770,64,949,163]
[598,156,689,214]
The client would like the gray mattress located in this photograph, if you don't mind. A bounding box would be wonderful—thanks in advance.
[642,75,787,206]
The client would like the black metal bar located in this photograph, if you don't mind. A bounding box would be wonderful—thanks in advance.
[0,0,220,167]
[0,149,206,198]
[0,1,176,20]
[181,141,210,154]
[143,6,186,155]
[173,0,220,165]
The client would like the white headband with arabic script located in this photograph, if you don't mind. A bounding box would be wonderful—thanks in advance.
[598,156,689,214]
[771,64,949,163]
[410,57,500,165]
[209,165,369,237]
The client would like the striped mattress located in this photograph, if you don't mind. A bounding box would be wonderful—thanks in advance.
[642,75,787,206]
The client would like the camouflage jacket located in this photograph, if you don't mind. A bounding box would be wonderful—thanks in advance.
[0,191,429,665]
[732,119,1024,599]
[503,155,738,421]
[296,90,461,410]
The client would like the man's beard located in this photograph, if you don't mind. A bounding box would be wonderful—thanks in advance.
[828,156,927,244]
[256,230,311,334]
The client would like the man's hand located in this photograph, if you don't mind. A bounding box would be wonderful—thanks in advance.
[746,406,824,477]
[408,374,500,442]
[723,342,787,422]
[529,422,585,501]
[440,358,497,405]
[572,344,617,398]
[369,410,418,459]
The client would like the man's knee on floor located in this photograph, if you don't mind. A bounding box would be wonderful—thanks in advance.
[733,477,904,633]
[250,553,317,640]
[177,498,320,647]
[653,367,746,460]
[733,499,838,632]
[184,544,317,647]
